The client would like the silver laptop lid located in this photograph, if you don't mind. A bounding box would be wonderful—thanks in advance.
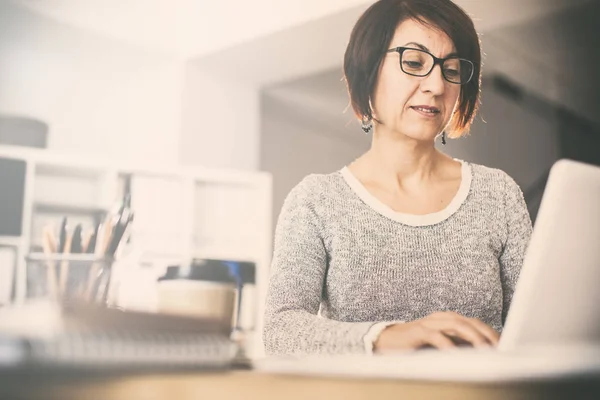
[500,159,600,350]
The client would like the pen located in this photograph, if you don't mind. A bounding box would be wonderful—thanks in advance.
[87,208,114,300]
[106,208,131,257]
[113,213,134,259]
[58,228,73,297]
[71,224,83,254]
[57,217,67,254]
[42,225,59,299]
[69,224,85,297]
[86,222,106,300]
[101,205,132,303]
[86,223,100,254]
[55,217,68,294]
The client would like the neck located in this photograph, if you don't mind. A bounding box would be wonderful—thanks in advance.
[360,128,444,187]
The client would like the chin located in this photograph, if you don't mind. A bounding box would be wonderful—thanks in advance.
[399,128,439,143]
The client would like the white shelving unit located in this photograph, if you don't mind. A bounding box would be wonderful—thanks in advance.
[0,145,273,355]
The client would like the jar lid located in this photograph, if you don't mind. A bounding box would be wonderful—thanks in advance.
[157,259,237,284]
[224,261,256,284]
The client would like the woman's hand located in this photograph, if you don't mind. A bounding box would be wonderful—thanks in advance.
[373,312,500,353]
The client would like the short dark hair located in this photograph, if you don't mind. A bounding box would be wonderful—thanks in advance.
[343,0,482,137]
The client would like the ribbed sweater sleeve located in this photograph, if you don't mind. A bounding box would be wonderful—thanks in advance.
[263,177,377,356]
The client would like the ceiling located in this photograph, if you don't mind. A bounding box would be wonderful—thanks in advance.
[10,0,592,68]
[9,0,372,59]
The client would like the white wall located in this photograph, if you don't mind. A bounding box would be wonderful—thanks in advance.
[179,64,260,170]
[0,1,183,165]
[260,94,370,230]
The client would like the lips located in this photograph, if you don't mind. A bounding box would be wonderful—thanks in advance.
[410,105,440,114]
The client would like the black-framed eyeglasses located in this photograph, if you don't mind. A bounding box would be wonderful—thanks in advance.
[386,47,474,85]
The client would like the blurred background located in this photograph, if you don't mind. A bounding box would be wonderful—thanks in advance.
[0,0,599,353]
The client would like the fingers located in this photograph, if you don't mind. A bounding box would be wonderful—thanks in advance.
[441,321,489,348]
[424,312,499,348]
[467,317,500,345]
[423,330,456,350]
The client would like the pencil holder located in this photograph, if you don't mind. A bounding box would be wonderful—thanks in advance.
[25,253,115,306]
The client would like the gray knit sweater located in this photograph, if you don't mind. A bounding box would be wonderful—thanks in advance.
[263,160,532,356]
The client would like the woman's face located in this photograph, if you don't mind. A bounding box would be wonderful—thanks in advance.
[372,19,462,142]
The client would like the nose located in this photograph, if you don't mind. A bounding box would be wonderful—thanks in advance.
[419,64,446,95]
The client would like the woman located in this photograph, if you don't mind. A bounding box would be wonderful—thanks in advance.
[263,0,532,355]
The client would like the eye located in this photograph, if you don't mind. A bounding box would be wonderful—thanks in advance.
[403,61,424,69]
[444,68,460,78]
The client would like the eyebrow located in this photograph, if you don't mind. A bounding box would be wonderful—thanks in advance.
[402,42,459,59]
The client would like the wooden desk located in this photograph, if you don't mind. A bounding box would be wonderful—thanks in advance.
[1,370,599,400]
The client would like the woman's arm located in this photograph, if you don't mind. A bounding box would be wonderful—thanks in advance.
[263,177,377,356]
[499,173,533,324]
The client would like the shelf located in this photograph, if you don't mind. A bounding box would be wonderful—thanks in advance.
[33,202,106,217]
[0,236,23,248]
[35,163,106,179]
[0,145,273,310]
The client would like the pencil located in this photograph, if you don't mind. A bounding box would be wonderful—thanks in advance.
[42,226,58,299]
[58,230,73,297]
[85,223,105,300]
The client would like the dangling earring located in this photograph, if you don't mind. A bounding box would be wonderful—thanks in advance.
[361,116,373,134]
[441,131,447,145]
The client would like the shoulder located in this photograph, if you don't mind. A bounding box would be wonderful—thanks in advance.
[284,170,345,206]
[468,162,523,194]
[279,170,348,222]
[278,170,346,231]
[465,162,530,229]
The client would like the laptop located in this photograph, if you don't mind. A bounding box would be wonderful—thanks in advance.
[256,159,600,382]
[499,158,600,351]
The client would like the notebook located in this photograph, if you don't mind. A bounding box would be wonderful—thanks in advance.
[0,300,239,370]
